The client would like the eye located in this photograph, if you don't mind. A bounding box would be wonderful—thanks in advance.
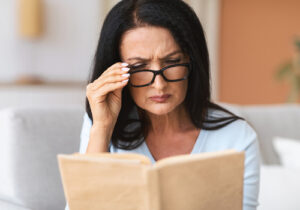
[130,64,146,70]
[166,58,181,63]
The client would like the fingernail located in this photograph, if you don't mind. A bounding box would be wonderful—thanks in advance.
[122,73,130,77]
[122,67,130,72]
[121,63,129,66]
[122,79,129,83]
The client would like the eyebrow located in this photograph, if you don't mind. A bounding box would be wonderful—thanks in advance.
[127,50,182,61]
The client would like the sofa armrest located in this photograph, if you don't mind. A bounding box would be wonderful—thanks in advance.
[0,105,84,210]
[0,199,32,210]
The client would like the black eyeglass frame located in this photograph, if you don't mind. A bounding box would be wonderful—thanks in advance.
[128,63,191,87]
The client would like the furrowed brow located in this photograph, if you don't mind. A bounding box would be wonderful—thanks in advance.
[127,50,182,61]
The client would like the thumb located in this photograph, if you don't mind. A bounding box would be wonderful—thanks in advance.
[114,86,123,99]
[108,86,123,105]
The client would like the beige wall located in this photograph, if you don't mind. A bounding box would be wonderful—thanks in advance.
[219,0,300,104]
[0,0,102,83]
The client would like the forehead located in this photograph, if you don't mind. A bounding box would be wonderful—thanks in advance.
[119,26,181,60]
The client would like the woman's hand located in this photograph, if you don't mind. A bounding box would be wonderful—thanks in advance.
[86,62,130,129]
[85,62,130,153]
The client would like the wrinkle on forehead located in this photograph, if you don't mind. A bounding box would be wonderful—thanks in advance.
[120,26,182,61]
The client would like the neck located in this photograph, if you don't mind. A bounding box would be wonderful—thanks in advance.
[146,105,194,136]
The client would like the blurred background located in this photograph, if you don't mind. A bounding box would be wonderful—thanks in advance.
[0,1,300,210]
[219,0,300,104]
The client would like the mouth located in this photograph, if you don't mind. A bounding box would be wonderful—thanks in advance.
[149,94,171,103]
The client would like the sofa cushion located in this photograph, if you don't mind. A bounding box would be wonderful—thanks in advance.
[219,103,300,164]
[0,106,84,210]
[258,166,300,210]
[240,104,300,164]
[273,136,300,168]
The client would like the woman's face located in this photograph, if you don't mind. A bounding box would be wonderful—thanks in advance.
[120,26,189,116]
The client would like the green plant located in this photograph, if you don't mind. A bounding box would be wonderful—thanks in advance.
[276,38,300,102]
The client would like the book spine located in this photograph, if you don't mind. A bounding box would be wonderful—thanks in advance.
[145,168,161,210]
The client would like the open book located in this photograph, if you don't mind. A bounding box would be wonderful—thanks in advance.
[58,150,244,210]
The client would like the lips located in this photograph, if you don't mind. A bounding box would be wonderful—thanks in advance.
[149,94,171,103]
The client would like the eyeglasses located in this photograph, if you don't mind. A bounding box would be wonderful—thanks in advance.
[128,63,190,87]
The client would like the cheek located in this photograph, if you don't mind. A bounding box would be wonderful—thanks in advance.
[170,78,188,96]
[176,81,188,102]
[129,87,146,106]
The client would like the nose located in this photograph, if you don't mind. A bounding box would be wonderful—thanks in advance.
[148,63,167,90]
[151,73,168,90]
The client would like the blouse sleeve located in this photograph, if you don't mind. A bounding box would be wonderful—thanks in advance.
[65,113,93,210]
[242,123,261,210]
[79,113,93,154]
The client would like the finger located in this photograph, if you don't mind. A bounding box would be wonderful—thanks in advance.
[90,62,130,90]
[98,62,130,80]
[94,79,129,97]
[86,78,128,101]
[91,67,130,89]
[98,67,130,85]
[91,64,129,90]
[90,72,130,91]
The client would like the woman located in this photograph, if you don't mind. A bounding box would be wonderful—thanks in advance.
[66,0,260,209]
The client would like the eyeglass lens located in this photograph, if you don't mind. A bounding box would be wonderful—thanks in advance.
[129,65,188,87]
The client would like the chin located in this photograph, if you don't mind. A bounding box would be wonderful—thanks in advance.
[144,104,177,116]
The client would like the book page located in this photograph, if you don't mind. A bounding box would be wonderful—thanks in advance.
[154,149,238,166]
[73,152,152,165]
[58,154,153,210]
[153,150,244,210]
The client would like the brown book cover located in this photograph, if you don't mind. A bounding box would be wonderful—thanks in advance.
[58,150,244,210]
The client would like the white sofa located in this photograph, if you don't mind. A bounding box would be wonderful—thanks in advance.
[0,103,300,210]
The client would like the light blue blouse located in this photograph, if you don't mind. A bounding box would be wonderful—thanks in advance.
[66,110,260,210]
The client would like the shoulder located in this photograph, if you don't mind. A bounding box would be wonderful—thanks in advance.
[204,108,258,151]
[211,120,256,147]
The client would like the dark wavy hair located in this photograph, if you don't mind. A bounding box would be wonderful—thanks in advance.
[86,0,244,150]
